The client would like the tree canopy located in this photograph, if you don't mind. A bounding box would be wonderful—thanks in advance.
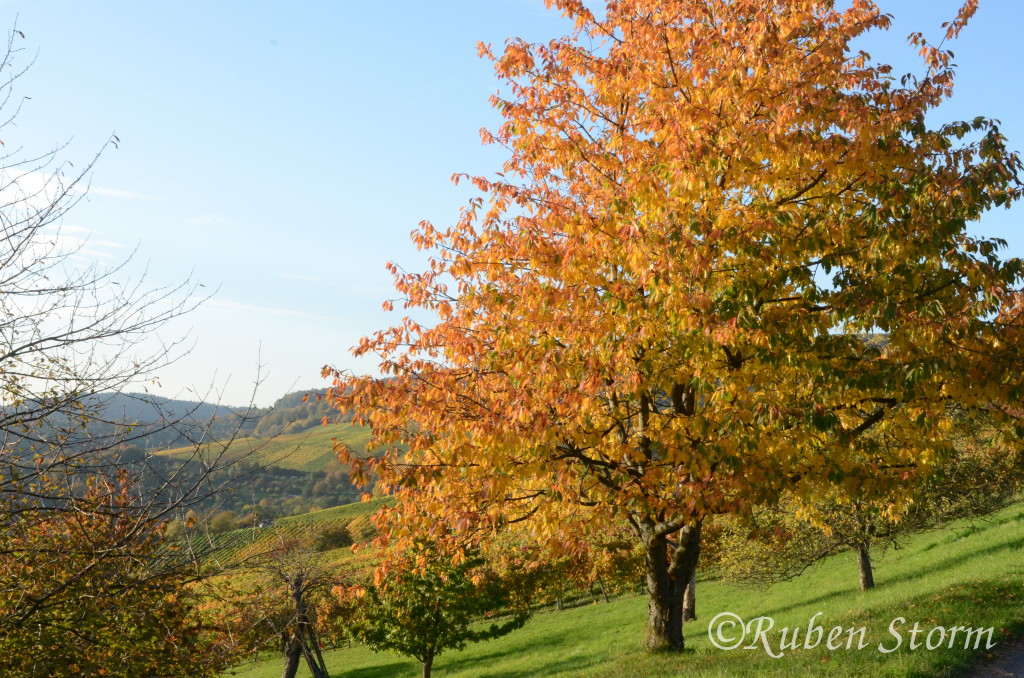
[328,0,1023,650]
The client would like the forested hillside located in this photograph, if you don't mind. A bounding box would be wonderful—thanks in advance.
[67,388,346,449]
[11,388,370,522]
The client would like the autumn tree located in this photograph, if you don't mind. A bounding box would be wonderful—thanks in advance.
[0,21,226,531]
[344,549,530,678]
[717,423,1024,591]
[328,0,1024,651]
[206,537,355,678]
[0,25,272,668]
[0,471,234,678]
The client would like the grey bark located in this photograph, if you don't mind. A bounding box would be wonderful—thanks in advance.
[281,636,302,678]
[857,544,875,590]
[289,573,330,678]
[682,571,697,622]
[643,521,702,650]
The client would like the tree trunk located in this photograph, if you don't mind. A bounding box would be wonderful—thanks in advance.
[281,636,302,678]
[682,571,697,622]
[856,544,875,590]
[642,521,702,651]
[422,651,434,678]
[290,574,330,678]
[644,531,677,650]
[302,626,330,678]
[598,578,610,604]
[299,637,329,678]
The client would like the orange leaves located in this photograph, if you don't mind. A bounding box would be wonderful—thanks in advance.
[325,1,1022,625]
[497,39,536,77]
[944,0,979,41]
[1,471,227,677]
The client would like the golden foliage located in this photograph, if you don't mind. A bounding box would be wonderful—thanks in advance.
[327,0,1022,632]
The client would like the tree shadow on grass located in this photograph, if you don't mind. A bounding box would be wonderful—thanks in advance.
[423,629,637,678]
[872,579,1024,678]
[879,535,1024,590]
[436,651,617,678]
[747,535,1024,622]
[733,585,861,621]
[424,629,688,678]
[330,661,416,678]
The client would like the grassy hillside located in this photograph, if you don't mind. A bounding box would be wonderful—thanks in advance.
[225,501,1024,678]
[161,423,371,473]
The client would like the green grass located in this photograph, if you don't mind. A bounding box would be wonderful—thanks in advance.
[161,423,371,472]
[224,502,1024,678]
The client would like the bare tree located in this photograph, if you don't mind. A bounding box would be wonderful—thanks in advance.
[0,25,279,670]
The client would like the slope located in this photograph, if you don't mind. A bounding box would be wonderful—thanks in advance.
[226,502,1024,678]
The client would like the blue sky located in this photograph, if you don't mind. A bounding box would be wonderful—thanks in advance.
[2,1,1021,406]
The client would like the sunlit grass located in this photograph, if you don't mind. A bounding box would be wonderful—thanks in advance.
[224,502,1024,678]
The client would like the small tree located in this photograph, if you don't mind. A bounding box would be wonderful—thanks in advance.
[313,524,354,552]
[206,537,354,678]
[716,433,1024,590]
[347,550,530,678]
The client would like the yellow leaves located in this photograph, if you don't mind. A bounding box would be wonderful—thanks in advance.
[330,0,1022,588]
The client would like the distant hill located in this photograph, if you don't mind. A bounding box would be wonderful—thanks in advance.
[250,389,352,437]
[6,387,372,522]
[69,388,349,450]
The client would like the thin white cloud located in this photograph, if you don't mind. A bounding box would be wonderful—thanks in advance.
[74,246,121,260]
[90,186,159,200]
[37,225,127,263]
[50,224,93,235]
[204,298,328,320]
[0,169,157,207]
[187,214,229,226]
[0,168,71,211]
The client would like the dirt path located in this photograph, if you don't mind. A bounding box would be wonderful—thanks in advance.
[970,640,1024,677]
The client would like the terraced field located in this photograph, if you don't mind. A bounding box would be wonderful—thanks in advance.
[274,496,391,528]
[193,496,388,565]
[160,423,372,472]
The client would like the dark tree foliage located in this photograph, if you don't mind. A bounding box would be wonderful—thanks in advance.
[348,552,530,678]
